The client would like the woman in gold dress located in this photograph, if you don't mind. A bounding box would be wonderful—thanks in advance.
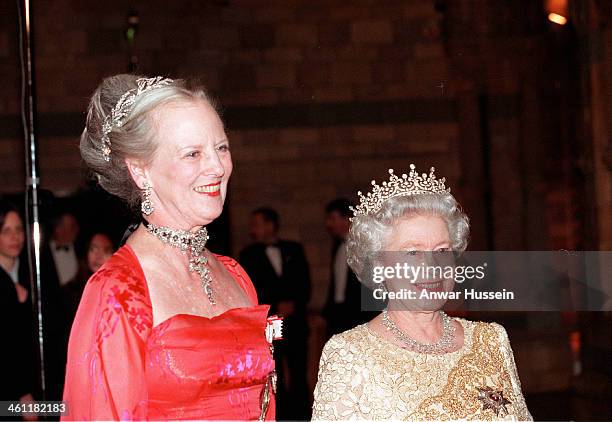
[312,165,532,421]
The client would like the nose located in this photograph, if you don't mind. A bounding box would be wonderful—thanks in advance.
[424,251,437,267]
[203,149,225,178]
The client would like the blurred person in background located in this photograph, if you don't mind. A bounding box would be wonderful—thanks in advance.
[42,211,80,288]
[240,207,311,420]
[39,210,80,401]
[62,232,115,322]
[57,232,116,400]
[0,200,37,419]
[322,199,373,338]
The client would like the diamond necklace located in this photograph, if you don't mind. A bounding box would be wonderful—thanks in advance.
[144,222,216,305]
[381,309,455,354]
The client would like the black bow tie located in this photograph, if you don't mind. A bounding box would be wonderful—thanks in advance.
[55,244,70,252]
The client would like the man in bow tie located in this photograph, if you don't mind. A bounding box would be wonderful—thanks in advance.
[47,212,80,286]
[322,199,375,338]
[40,209,81,401]
[239,207,311,421]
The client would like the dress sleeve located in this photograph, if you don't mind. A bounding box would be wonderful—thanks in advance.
[62,260,152,421]
[312,335,366,421]
[494,323,533,421]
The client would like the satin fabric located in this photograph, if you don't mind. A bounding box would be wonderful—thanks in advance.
[62,245,275,421]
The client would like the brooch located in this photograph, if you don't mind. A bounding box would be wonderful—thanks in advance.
[259,316,283,422]
[477,386,511,416]
[265,315,283,343]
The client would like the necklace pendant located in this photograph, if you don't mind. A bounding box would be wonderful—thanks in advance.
[203,280,215,304]
[145,222,216,305]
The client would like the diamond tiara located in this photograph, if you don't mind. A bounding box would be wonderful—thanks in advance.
[351,164,450,217]
[100,76,174,161]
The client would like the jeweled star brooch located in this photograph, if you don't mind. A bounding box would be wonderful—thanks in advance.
[477,386,511,416]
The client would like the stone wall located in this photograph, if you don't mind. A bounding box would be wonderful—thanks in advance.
[0,0,602,312]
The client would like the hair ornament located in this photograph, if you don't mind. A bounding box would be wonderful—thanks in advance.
[100,76,174,161]
[351,164,450,218]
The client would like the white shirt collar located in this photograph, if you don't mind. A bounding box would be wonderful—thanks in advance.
[8,257,19,284]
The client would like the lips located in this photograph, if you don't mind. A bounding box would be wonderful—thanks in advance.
[3,244,22,257]
[193,182,221,196]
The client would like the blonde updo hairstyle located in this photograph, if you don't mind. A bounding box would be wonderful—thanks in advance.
[80,74,214,210]
[347,193,470,289]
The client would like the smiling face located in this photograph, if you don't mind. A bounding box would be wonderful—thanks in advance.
[384,214,455,311]
[133,99,232,229]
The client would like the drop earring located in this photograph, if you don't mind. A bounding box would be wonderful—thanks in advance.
[141,181,154,215]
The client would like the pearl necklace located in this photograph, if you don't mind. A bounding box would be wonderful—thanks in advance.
[144,222,216,305]
[381,309,455,354]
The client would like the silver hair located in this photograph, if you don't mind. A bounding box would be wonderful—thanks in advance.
[346,193,470,288]
[80,74,215,210]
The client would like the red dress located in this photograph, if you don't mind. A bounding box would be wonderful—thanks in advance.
[62,245,276,421]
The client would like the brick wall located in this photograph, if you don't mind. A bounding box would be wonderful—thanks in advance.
[0,0,599,310]
[0,0,458,310]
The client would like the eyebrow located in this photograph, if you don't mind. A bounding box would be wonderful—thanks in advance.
[177,144,201,152]
[397,240,451,249]
[176,138,229,150]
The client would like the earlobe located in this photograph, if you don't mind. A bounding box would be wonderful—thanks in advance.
[125,158,149,189]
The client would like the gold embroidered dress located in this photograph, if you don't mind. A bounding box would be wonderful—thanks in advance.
[312,318,532,421]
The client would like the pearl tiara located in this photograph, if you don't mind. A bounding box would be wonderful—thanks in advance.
[351,164,450,217]
[100,76,174,161]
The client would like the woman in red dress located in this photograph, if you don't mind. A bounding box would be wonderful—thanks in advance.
[63,75,276,420]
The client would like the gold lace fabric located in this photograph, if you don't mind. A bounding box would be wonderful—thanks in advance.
[312,319,533,421]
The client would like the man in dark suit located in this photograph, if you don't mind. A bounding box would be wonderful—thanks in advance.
[322,199,374,338]
[39,210,80,401]
[42,211,80,288]
[239,208,311,421]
